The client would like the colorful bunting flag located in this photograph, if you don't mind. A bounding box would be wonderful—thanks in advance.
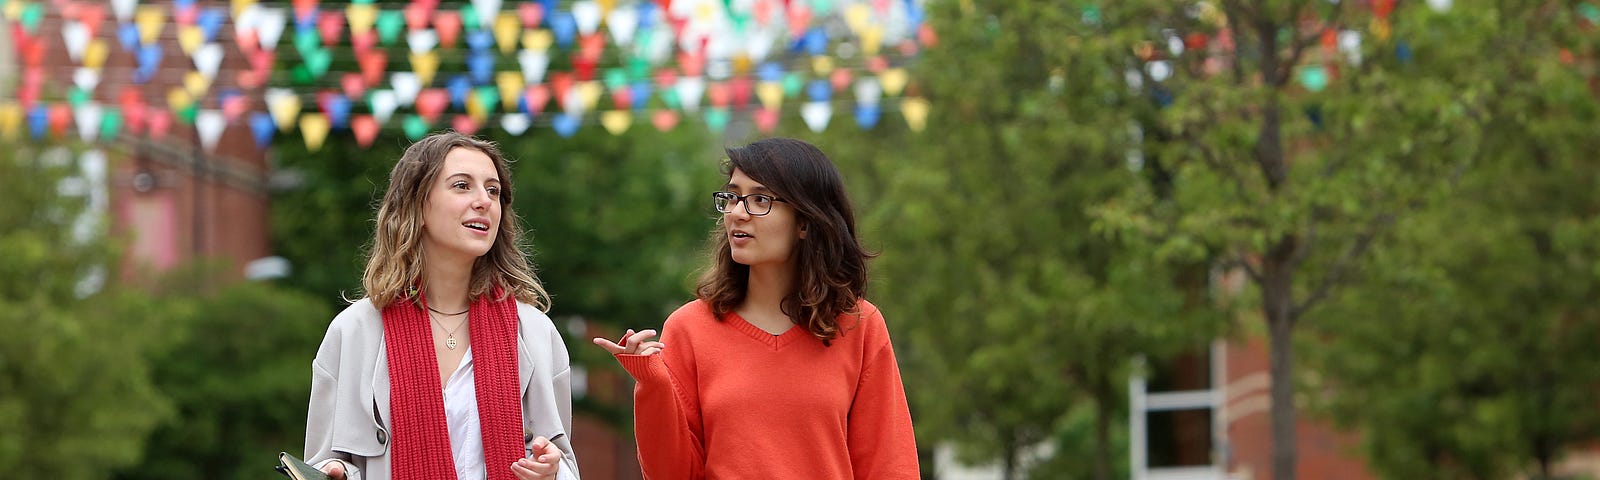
[9,0,938,147]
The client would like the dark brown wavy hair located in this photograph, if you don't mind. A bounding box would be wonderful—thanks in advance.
[695,138,876,345]
[358,131,550,311]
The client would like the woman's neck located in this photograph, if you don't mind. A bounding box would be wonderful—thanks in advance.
[422,254,474,312]
[743,263,794,316]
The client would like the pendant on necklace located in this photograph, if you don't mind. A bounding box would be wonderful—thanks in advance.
[446,336,458,350]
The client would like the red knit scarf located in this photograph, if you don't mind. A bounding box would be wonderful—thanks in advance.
[382,288,524,480]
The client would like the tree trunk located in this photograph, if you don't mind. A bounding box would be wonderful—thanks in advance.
[1001,434,1020,480]
[1262,254,1298,480]
[1255,12,1296,473]
[1534,436,1552,480]
[1267,305,1297,480]
[1003,448,1018,480]
[1093,387,1113,480]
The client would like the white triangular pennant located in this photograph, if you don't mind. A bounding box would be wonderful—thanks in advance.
[64,22,90,62]
[75,103,103,142]
[573,1,602,36]
[235,4,260,36]
[801,101,832,132]
[473,0,503,28]
[853,78,882,106]
[408,30,439,55]
[561,87,587,116]
[500,113,530,135]
[390,73,421,107]
[607,7,639,46]
[518,50,550,84]
[675,76,705,113]
[197,109,227,153]
[1339,30,1362,66]
[112,0,138,22]
[369,90,398,124]
[642,26,674,64]
[193,43,223,80]
[74,68,101,91]
[257,8,287,51]
[747,29,775,62]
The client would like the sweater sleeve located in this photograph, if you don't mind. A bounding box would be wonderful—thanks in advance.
[615,317,705,480]
[847,318,921,479]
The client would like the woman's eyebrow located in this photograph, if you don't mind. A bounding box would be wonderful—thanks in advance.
[447,172,501,183]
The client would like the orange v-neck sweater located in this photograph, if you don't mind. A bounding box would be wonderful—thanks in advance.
[616,299,920,479]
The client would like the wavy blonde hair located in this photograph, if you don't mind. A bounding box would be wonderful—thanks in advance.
[359,131,550,311]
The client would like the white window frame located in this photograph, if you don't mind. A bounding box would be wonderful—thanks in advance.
[1129,341,1228,480]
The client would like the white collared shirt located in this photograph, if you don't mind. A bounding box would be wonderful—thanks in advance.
[443,348,575,480]
[443,348,487,480]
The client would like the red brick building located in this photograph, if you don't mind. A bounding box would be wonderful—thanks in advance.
[1131,337,1375,480]
[5,1,271,277]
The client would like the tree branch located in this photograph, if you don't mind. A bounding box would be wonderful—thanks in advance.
[1183,125,1254,201]
[1223,255,1264,284]
[1220,0,1257,30]
[1278,1,1346,86]
[1293,212,1393,317]
[1219,0,1252,87]
[1200,145,1248,195]
[1288,211,1319,268]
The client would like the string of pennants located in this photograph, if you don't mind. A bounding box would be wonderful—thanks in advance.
[0,0,935,153]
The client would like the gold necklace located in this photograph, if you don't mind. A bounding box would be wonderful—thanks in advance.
[429,312,468,350]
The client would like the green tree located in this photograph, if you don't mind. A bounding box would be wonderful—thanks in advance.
[1305,2,1600,477]
[114,267,333,480]
[1307,177,1600,479]
[1078,0,1498,477]
[0,144,173,478]
[791,2,1227,478]
[269,136,407,307]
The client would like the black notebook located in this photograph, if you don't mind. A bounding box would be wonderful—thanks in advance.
[276,452,334,480]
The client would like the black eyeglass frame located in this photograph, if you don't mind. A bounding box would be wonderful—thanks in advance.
[712,191,787,216]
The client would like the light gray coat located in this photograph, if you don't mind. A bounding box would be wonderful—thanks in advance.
[304,298,580,480]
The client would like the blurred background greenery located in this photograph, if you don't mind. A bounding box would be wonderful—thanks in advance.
[5,0,1600,479]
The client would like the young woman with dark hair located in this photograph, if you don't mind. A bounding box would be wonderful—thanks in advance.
[594,138,920,479]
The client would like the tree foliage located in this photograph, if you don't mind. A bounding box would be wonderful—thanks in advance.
[1073,0,1493,476]
[0,144,173,479]
[1304,2,1600,477]
[114,269,333,480]
[804,0,1600,478]
[790,1,1228,478]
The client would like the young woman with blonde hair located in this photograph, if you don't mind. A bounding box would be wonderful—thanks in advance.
[304,131,579,480]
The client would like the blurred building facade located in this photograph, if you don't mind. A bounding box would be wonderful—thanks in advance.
[10,3,271,278]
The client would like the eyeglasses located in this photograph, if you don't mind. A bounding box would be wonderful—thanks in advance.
[712,191,787,216]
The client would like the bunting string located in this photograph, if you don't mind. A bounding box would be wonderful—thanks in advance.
[1,0,936,151]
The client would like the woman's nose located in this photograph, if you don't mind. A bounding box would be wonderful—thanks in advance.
[725,198,751,220]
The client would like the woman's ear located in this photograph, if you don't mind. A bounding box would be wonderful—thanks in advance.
[798,223,807,239]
